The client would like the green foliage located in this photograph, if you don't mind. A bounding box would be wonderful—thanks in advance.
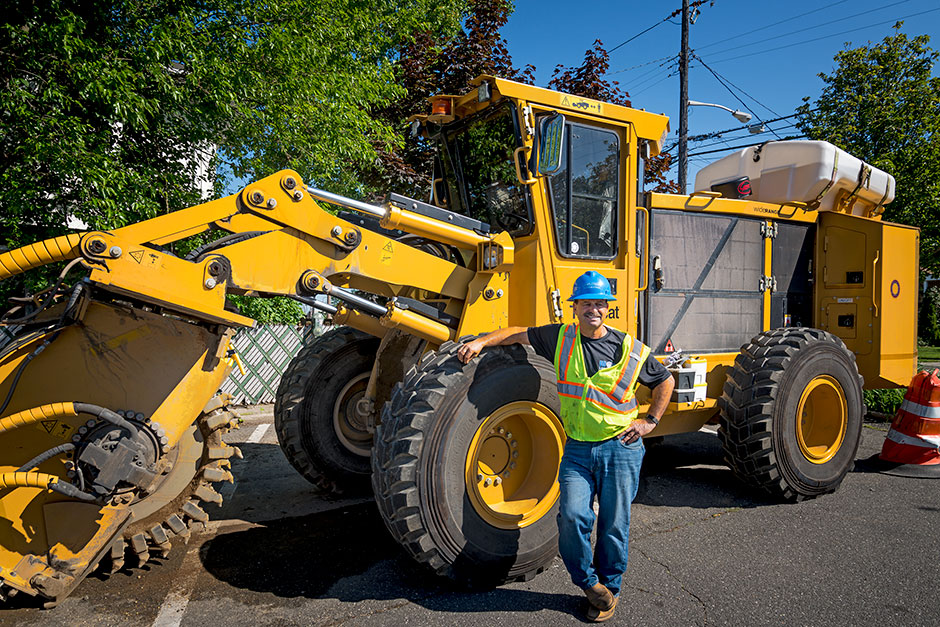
[919,286,940,345]
[796,26,940,273]
[364,0,533,197]
[1,0,462,241]
[918,345,940,361]
[864,388,905,417]
[228,295,303,325]
[546,39,678,193]
[0,0,462,310]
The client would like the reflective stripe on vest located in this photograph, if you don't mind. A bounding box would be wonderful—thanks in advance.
[553,324,651,441]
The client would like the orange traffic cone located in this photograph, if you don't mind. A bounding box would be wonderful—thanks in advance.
[879,369,940,468]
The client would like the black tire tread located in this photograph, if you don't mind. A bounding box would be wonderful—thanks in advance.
[717,327,864,501]
[274,326,377,494]
[371,340,552,585]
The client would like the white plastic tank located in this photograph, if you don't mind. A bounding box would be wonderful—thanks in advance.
[693,140,895,215]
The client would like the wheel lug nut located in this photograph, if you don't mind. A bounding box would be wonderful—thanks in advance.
[477,473,483,482]
[510,462,516,469]
[511,440,517,448]
[494,477,501,486]
[512,451,519,458]
[483,478,492,487]
[498,427,505,434]
[505,432,512,439]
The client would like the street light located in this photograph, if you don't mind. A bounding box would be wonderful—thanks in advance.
[678,99,753,193]
[688,100,752,124]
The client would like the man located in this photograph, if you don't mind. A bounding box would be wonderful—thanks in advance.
[457,270,674,622]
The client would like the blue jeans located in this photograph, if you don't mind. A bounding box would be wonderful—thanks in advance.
[557,435,645,597]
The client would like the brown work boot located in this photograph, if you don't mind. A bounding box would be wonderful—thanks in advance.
[584,583,615,611]
[585,595,619,622]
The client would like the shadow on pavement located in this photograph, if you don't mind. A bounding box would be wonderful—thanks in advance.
[199,501,580,618]
[635,431,770,509]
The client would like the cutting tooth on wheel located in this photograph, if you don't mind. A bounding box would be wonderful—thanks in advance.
[131,533,149,566]
[165,514,190,542]
[202,467,233,483]
[207,445,235,460]
[204,412,233,431]
[193,484,223,506]
[182,500,209,523]
[149,525,172,557]
[109,539,126,573]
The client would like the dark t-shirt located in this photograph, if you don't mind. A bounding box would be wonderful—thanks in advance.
[527,324,670,388]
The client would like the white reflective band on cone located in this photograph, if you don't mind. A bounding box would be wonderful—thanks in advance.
[886,428,940,450]
[899,398,940,419]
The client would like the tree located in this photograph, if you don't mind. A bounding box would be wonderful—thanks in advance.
[796,26,940,273]
[0,0,462,310]
[547,40,679,194]
[365,0,534,197]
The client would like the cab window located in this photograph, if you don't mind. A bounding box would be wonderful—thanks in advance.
[548,123,619,259]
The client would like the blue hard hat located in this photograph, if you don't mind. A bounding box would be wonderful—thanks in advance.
[568,271,615,301]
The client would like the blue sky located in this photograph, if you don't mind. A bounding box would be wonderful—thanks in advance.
[501,0,940,187]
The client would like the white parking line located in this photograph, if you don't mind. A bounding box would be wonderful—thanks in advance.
[151,544,202,627]
[247,423,270,443]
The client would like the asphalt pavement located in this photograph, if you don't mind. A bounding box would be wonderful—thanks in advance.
[2,407,938,626]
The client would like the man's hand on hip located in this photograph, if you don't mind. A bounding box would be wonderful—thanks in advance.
[619,417,658,445]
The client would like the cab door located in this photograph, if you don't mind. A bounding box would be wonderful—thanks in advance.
[543,119,632,331]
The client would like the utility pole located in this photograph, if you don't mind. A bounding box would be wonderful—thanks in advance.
[678,0,690,193]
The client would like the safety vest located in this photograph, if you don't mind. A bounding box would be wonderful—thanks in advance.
[554,324,651,442]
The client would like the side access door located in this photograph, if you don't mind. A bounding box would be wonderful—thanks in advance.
[815,212,918,388]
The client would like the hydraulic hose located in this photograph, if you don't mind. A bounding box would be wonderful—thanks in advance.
[17,443,75,472]
[0,402,138,438]
[0,472,96,502]
[0,234,83,281]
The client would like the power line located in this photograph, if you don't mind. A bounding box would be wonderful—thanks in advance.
[690,122,801,151]
[608,54,677,77]
[608,1,710,54]
[688,108,817,140]
[633,71,678,96]
[628,58,681,92]
[694,53,781,118]
[665,119,806,154]
[689,136,807,157]
[700,0,915,59]
[707,7,940,65]
[693,54,782,138]
[609,19,673,54]
[699,0,851,44]
[626,58,679,87]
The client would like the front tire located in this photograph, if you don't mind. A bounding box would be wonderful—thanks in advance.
[718,328,864,500]
[274,327,380,495]
[372,341,565,585]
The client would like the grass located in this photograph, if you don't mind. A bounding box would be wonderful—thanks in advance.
[918,345,940,362]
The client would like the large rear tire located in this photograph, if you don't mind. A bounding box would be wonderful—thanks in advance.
[275,327,380,495]
[372,341,565,586]
[718,327,864,501]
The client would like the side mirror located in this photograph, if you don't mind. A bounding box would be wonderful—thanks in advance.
[537,113,565,175]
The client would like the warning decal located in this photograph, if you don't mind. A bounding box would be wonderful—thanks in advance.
[35,420,74,438]
[130,250,145,264]
[664,339,675,353]
[381,241,393,265]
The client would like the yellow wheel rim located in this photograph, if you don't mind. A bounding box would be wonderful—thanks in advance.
[796,375,847,464]
[465,401,566,529]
